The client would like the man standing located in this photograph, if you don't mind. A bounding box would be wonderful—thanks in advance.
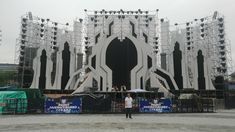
[125,93,133,119]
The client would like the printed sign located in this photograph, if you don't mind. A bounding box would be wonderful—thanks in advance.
[45,97,82,114]
[139,98,172,113]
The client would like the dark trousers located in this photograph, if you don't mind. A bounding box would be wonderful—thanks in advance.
[125,108,132,118]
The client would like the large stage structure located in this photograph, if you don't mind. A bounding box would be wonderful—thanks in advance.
[15,10,232,97]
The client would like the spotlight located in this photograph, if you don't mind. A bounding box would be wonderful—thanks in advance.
[122,15,125,19]
[135,15,138,19]
[79,18,83,23]
[186,22,190,26]
[200,23,204,27]
[149,17,152,21]
[22,18,27,23]
[66,23,69,26]
[145,11,149,14]
[200,18,204,22]
[84,9,87,12]
[218,18,223,22]
[85,37,88,40]
[95,11,97,14]
[41,19,45,22]
[118,15,121,19]
[201,34,204,37]
[54,22,58,26]
[105,15,108,19]
[46,19,50,21]
[91,17,94,21]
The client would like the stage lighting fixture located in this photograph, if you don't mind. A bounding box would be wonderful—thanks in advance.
[41,24,44,27]
[21,40,26,44]
[149,17,152,21]
[135,15,138,19]
[54,32,57,35]
[219,34,224,39]
[146,24,148,27]
[156,9,159,12]
[218,18,223,22]
[174,23,178,26]
[47,19,50,21]
[220,51,225,56]
[187,32,190,36]
[122,15,125,19]
[22,23,27,28]
[219,40,225,44]
[222,69,227,73]
[20,45,25,49]
[41,29,44,32]
[218,23,223,28]
[201,34,204,37]
[54,37,56,40]
[187,47,191,50]
[22,18,27,22]
[85,37,88,40]
[105,15,108,19]
[91,17,94,21]
[200,18,204,22]
[187,37,190,40]
[194,19,198,21]
[21,34,26,39]
[54,27,57,30]
[22,29,27,34]
[109,11,112,14]
[187,42,190,45]
[186,27,190,31]
[54,22,58,26]
[186,22,190,26]
[66,23,69,26]
[200,23,204,27]
[201,29,204,32]
[113,11,116,14]
[84,9,87,12]
[41,19,45,22]
[145,11,148,14]
[118,15,121,19]
[219,29,224,34]
[79,19,83,23]
[221,62,226,67]
[53,41,57,45]
[40,34,43,37]
[95,11,97,14]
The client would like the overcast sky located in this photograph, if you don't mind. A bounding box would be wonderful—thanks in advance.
[0,0,234,66]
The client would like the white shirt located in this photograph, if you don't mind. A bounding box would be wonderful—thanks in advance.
[125,97,133,108]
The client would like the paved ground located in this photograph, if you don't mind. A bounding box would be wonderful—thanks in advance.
[0,109,235,132]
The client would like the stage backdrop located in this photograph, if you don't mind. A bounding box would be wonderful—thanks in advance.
[45,97,82,114]
[139,98,172,113]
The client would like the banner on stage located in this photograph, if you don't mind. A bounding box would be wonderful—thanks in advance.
[139,98,172,113]
[45,97,82,114]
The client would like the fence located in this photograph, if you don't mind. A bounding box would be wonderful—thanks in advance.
[0,98,27,114]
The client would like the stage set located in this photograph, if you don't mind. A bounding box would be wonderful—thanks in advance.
[16,10,231,98]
